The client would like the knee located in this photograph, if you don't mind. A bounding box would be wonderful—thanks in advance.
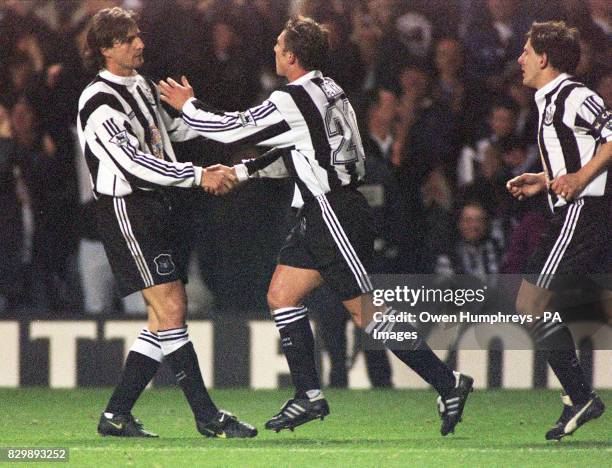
[158,296,186,328]
[267,285,298,311]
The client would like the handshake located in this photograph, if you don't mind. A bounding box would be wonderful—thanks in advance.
[200,164,240,196]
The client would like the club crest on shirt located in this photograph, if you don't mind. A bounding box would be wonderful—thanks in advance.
[544,104,555,125]
[154,254,175,275]
[150,124,164,159]
[109,130,129,147]
[141,85,156,106]
[239,111,256,127]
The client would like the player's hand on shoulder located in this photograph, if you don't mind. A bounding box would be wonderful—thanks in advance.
[159,76,194,111]
[201,164,238,195]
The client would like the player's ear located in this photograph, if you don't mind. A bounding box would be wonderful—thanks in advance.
[539,52,549,70]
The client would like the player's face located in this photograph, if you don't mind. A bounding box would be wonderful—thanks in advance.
[274,31,290,77]
[517,38,542,89]
[103,27,145,76]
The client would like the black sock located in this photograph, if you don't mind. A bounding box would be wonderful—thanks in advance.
[365,310,456,397]
[106,329,163,415]
[159,328,218,422]
[273,307,320,398]
[531,319,591,405]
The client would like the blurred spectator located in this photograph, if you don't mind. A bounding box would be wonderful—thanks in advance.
[431,36,492,150]
[463,0,532,92]
[0,103,22,312]
[421,167,455,262]
[9,96,80,312]
[392,61,457,178]
[436,201,503,282]
[360,89,404,273]
[596,72,612,107]
[195,15,261,110]
[457,98,519,190]
[588,0,611,36]
[394,4,433,59]
[503,70,538,145]
[321,15,366,100]
[350,6,383,98]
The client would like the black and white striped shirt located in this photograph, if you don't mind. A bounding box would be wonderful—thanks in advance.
[77,69,203,197]
[535,73,611,211]
[181,70,365,208]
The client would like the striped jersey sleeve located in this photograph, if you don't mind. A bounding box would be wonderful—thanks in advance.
[575,91,612,143]
[78,89,202,195]
[181,97,292,147]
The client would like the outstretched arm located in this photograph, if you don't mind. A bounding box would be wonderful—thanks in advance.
[159,76,292,147]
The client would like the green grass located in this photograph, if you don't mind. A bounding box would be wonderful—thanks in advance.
[0,389,609,467]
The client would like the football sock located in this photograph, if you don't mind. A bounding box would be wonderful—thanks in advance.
[272,307,321,399]
[106,328,162,415]
[365,309,456,397]
[531,318,591,405]
[159,326,218,422]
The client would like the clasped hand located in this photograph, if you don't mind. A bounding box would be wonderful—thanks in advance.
[201,164,238,196]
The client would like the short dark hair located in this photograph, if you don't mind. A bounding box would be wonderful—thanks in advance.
[282,16,329,71]
[527,21,580,74]
[83,7,139,71]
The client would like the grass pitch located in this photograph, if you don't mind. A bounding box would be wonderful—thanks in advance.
[0,388,609,467]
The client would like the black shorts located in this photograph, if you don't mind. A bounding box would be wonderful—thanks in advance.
[95,190,188,297]
[278,188,375,301]
[525,196,611,291]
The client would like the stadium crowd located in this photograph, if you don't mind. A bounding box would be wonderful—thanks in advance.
[0,0,609,331]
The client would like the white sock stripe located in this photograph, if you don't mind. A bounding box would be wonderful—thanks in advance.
[273,306,307,319]
[113,198,154,287]
[157,329,188,337]
[141,329,159,339]
[537,201,583,288]
[158,327,188,336]
[158,328,190,356]
[274,310,307,322]
[316,196,372,293]
[130,333,163,362]
[272,306,304,315]
[275,315,308,328]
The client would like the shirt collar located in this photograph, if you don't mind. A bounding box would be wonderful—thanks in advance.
[99,69,139,85]
[535,73,571,100]
[290,70,322,85]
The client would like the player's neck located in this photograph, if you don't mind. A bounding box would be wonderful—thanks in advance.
[286,67,310,83]
[535,69,562,90]
[105,62,136,78]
